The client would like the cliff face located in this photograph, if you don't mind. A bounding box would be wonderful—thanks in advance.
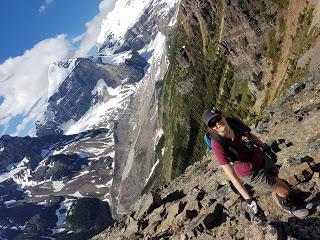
[92,69,320,240]
[91,0,320,238]
[103,0,180,218]
[154,0,320,185]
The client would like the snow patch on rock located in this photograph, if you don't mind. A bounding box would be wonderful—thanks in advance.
[97,0,153,54]
[52,181,65,192]
[48,59,78,99]
[145,159,159,184]
[63,84,136,135]
[100,51,132,64]
[51,199,73,234]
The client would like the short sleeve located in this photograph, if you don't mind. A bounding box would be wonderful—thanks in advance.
[211,140,230,165]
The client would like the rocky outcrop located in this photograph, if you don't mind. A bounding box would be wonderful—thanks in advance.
[93,154,319,239]
[255,69,320,165]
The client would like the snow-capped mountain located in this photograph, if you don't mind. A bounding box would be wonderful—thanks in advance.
[97,0,178,55]
[0,0,179,239]
[36,53,147,136]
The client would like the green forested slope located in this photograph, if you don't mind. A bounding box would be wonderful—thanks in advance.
[145,0,319,190]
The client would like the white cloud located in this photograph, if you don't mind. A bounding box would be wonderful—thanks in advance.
[39,0,55,13]
[0,35,71,130]
[74,0,117,57]
[0,0,117,136]
[13,97,48,136]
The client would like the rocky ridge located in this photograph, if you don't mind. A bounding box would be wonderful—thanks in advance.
[93,72,320,239]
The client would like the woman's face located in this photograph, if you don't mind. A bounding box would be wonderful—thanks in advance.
[210,116,228,134]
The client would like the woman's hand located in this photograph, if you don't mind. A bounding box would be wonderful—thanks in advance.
[246,198,258,214]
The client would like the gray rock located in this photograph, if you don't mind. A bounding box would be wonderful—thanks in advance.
[282,157,301,168]
[278,143,288,150]
[289,82,306,95]
[132,191,162,220]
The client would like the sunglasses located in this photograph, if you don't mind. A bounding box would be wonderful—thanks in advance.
[208,115,222,128]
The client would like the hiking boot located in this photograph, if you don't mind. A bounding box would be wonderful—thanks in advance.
[272,192,292,213]
[272,192,309,219]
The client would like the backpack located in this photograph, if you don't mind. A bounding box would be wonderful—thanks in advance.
[204,117,256,163]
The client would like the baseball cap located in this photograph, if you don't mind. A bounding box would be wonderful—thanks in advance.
[202,107,222,127]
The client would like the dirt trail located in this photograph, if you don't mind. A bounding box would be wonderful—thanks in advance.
[310,0,320,29]
[298,0,320,71]
[269,0,308,101]
[254,0,308,113]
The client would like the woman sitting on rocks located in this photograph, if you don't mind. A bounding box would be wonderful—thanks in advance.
[202,107,308,218]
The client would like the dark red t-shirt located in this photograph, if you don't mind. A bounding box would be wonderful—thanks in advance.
[211,118,264,177]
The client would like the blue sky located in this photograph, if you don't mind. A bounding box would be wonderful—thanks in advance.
[0,0,116,136]
[0,0,101,63]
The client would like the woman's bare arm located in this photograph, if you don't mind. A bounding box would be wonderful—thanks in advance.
[221,163,251,200]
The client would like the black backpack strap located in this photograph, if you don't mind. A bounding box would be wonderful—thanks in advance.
[227,117,257,153]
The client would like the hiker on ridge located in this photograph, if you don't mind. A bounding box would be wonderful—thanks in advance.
[202,107,308,218]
